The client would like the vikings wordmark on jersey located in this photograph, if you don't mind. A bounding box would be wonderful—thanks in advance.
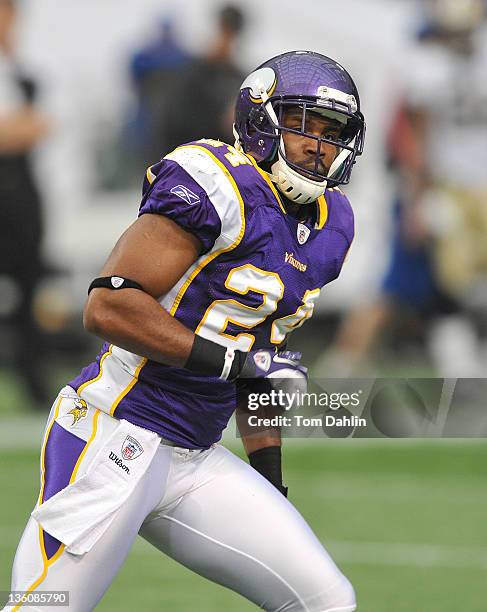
[68,139,354,449]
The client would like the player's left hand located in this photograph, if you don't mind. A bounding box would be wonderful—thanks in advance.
[238,349,308,401]
[240,349,307,380]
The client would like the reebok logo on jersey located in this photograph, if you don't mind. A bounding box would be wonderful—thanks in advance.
[170,184,200,205]
[109,452,130,474]
[285,252,307,272]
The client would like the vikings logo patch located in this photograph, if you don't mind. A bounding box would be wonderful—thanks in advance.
[121,435,144,461]
[68,398,88,426]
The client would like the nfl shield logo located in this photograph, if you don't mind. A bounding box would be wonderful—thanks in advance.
[121,436,144,460]
[297,223,310,245]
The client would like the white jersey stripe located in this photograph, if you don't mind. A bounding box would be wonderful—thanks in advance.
[160,145,246,315]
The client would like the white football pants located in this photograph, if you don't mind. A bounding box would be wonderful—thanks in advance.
[4,388,356,612]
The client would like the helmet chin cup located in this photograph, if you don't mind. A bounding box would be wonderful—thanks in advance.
[270,153,328,205]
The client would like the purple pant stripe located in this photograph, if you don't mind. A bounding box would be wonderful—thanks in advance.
[42,421,86,559]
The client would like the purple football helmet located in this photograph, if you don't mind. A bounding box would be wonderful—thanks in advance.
[234,51,366,204]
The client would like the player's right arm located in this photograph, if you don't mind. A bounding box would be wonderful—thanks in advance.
[85,149,234,373]
[83,150,258,381]
[83,212,202,368]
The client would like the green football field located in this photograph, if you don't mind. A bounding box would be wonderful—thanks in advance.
[1,438,486,611]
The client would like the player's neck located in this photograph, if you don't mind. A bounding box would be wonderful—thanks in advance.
[282,197,318,225]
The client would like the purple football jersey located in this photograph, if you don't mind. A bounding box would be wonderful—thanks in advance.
[69,140,354,448]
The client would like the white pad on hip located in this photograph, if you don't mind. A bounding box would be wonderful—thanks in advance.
[32,419,160,555]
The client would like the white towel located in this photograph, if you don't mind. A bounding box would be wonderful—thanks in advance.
[32,419,160,555]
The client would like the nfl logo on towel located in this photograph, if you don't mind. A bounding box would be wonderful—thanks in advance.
[121,436,144,460]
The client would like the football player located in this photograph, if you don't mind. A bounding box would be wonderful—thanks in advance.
[4,51,365,612]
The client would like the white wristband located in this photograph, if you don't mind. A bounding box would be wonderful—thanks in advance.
[220,347,236,380]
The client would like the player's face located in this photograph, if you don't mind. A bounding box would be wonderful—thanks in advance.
[281,108,342,180]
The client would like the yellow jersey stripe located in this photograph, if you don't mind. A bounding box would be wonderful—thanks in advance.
[246,154,287,215]
[77,345,113,395]
[146,165,156,184]
[70,409,101,483]
[317,194,329,229]
[110,357,147,416]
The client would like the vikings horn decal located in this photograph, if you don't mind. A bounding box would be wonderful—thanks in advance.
[240,67,277,103]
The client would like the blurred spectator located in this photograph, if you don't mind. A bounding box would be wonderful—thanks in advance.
[0,0,51,404]
[129,17,190,173]
[164,4,246,153]
[314,0,487,378]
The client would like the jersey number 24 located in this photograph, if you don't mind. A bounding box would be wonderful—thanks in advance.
[195,264,320,350]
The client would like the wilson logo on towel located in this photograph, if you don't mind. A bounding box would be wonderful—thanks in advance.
[109,452,130,474]
[121,436,144,461]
